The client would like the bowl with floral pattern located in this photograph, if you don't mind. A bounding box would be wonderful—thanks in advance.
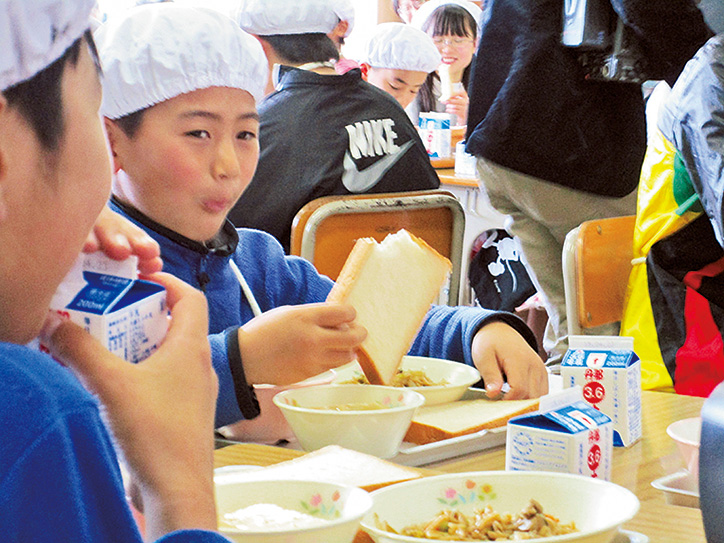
[216,478,372,543]
[274,384,425,458]
[360,471,639,542]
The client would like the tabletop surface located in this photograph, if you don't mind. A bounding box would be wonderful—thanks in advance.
[214,391,706,543]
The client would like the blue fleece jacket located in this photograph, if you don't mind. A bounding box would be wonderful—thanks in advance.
[109,198,537,427]
[0,342,230,542]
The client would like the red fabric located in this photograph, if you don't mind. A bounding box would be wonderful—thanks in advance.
[674,257,724,396]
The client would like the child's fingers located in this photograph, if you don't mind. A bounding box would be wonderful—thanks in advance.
[145,273,210,346]
[42,319,125,397]
[310,303,358,327]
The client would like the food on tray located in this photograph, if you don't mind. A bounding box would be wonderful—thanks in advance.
[377,499,577,540]
[215,445,423,492]
[340,368,449,387]
[220,503,330,531]
[326,229,451,385]
[405,397,540,445]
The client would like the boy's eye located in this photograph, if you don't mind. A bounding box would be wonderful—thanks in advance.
[389,84,401,91]
[237,130,257,141]
[186,130,211,139]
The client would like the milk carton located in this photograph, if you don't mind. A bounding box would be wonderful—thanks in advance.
[506,399,613,480]
[419,112,453,159]
[44,253,168,364]
[561,336,642,447]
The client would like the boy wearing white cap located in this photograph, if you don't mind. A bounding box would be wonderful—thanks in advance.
[227,0,441,254]
[0,0,226,541]
[360,22,441,109]
[100,4,548,436]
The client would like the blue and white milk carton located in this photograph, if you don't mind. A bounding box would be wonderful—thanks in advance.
[46,253,168,364]
[561,335,642,447]
[419,112,453,159]
[506,397,613,480]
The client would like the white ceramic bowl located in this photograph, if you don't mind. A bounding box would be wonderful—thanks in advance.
[217,370,336,444]
[273,384,425,458]
[332,356,481,406]
[215,478,372,543]
[667,416,701,480]
[361,471,640,543]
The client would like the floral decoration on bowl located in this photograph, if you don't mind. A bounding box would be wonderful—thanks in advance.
[300,490,342,519]
[438,479,497,507]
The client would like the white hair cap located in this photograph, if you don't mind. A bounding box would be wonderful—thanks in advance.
[361,23,441,74]
[0,0,95,91]
[234,0,354,36]
[96,4,267,119]
[411,0,483,31]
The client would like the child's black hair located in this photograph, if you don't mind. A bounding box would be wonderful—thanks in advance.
[263,34,340,65]
[3,30,100,151]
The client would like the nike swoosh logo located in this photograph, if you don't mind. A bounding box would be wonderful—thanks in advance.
[341,140,414,192]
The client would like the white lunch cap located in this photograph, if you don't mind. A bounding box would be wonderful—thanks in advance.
[361,23,441,74]
[411,0,483,31]
[0,0,95,91]
[96,4,267,119]
[234,0,354,36]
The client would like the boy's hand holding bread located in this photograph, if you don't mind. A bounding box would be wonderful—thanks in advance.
[238,303,367,386]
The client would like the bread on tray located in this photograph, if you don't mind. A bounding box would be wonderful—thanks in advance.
[405,397,540,445]
[216,445,423,492]
[326,229,451,385]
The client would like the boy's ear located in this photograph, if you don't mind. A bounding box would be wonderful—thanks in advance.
[359,63,370,80]
[103,117,123,174]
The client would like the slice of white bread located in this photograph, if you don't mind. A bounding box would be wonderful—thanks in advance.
[438,63,454,102]
[326,229,451,385]
[215,445,423,492]
[405,397,540,445]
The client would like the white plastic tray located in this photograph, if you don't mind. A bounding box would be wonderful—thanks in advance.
[651,469,699,508]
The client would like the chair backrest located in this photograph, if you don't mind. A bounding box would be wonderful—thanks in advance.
[290,190,466,305]
[562,215,636,335]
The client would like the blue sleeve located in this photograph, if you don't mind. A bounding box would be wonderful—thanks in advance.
[0,406,232,543]
[409,305,538,367]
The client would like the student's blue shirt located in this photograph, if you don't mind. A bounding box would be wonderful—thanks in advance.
[109,199,538,428]
[0,342,230,542]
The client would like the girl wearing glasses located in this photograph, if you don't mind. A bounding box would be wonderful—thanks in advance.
[408,0,481,127]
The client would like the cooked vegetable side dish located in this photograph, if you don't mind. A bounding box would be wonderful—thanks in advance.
[342,369,449,387]
[376,499,578,541]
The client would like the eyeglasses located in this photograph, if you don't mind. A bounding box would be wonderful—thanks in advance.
[432,37,474,47]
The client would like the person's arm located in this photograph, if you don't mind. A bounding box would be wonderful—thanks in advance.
[410,305,547,399]
[42,273,224,541]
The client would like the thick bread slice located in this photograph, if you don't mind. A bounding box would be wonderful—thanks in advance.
[405,398,540,445]
[215,445,423,492]
[327,229,451,385]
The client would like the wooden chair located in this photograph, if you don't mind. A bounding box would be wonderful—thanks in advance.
[290,190,466,305]
[562,215,636,336]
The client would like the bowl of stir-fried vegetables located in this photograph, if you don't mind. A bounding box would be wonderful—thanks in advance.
[360,471,639,542]
[332,356,481,406]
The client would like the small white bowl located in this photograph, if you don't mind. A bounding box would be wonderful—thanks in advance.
[217,370,336,444]
[215,478,372,543]
[361,471,639,543]
[332,355,481,406]
[273,384,425,458]
[667,416,701,479]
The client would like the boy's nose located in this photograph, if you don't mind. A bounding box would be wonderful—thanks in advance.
[214,139,241,180]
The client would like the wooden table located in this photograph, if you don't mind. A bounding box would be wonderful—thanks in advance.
[214,391,705,543]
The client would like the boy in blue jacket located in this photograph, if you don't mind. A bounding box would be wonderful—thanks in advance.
[0,0,231,540]
[99,3,549,433]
